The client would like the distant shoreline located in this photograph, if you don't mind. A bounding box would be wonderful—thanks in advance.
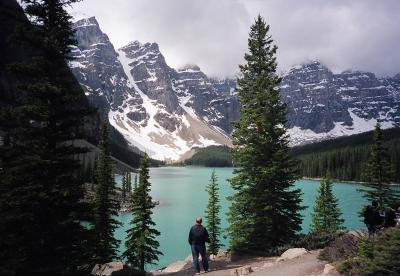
[302,177,400,185]
[148,167,400,185]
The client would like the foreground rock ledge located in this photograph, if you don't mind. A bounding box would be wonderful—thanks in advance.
[230,265,253,276]
[276,248,308,262]
[92,262,124,276]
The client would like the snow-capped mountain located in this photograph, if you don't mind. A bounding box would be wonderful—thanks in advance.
[69,17,400,160]
[281,61,400,145]
[69,17,232,161]
[69,17,132,111]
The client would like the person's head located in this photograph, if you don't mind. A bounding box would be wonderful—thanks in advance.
[372,200,378,207]
[195,217,202,224]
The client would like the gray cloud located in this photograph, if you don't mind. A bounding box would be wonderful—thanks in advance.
[69,0,400,78]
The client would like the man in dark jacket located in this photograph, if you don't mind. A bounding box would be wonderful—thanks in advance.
[384,205,398,227]
[364,200,383,237]
[188,217,209,274]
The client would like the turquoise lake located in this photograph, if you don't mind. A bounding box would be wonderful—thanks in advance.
[115,167,367,270]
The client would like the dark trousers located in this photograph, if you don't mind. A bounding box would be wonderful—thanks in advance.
[191,244,209,273]
[367,224,377,238]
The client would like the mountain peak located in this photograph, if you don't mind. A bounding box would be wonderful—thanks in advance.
[303,60,328,69]
[177,64,201,72]
[123,40,142,48]
[74,16,99,28]
[120,40,160,53]
[287,60,329,74]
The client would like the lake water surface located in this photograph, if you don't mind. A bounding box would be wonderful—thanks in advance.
[115,167,367,269]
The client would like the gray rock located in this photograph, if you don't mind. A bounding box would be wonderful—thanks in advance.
[154,112,179,132]
[323,263,337,275]
[216,249,229,258]
[160,260,190,273]
[276,248,308,262]
[91,262,124,276]
[230,265,253,276]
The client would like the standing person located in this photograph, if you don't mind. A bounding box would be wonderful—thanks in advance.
[384,205,398,227]
[363,201,383,237]
[188,217,210,274]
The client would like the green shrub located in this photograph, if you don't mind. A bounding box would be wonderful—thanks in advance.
[318,232,359,263]
[336,228,400,276]
[294,232,338,251]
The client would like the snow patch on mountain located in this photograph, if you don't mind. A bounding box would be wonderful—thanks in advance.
[288,108,394,146]
[108,48,231,161]
[69,18,400,160]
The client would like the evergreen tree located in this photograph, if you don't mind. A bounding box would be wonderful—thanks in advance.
[0,0,94,274]
[93,121,121,263]
[310,175,344,234]
[359,122,399,210]
[134,174,138,190]
[342,228,400,275]
[122,172,127,201]
[127,172,132,193]
[205,170,222,256]
[227,15,303,254]
[123,154,162,271]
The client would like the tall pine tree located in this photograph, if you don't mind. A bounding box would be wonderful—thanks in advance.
[0,0,94,274]
[227,15,303,254]
[205,170,222,256]
[123,154,162,272]
[359,122,399,209]
[310,175,344,234]
[134,174,138,190]
[127,172,132,193]
[93,121,121,263]
[122,172,127,201]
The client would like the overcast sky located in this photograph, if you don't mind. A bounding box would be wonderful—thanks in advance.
[69,0,400,78]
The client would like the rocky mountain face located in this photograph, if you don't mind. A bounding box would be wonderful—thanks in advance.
[280,61,400,144]
[70,17,233,161]
[69,17,400,160]
[69,17,133,113]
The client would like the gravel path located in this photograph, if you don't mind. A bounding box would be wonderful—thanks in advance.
[154,250,340,276]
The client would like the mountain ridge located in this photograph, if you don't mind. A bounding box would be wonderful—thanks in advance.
[70,17,233,161]
[69,16,400,161]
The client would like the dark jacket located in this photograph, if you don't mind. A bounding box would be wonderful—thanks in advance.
[188,224,210,245]
[364,205,382,226]
[385,208,397,227]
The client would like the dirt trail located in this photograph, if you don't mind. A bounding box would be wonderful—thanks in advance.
[155,250,340,276]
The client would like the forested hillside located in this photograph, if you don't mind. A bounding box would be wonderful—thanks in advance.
[184,145,232,167]
[291,128,400,182]
[107,125,163,168]
[181,128,400,181]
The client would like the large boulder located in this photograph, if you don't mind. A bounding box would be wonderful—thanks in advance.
[91,262,123,276]
[230,265,253,276]
[210,249,229,260]
[323,263,337,275]
[161,259,191,273]
[217,249,230,258]
[276,248,308,262]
